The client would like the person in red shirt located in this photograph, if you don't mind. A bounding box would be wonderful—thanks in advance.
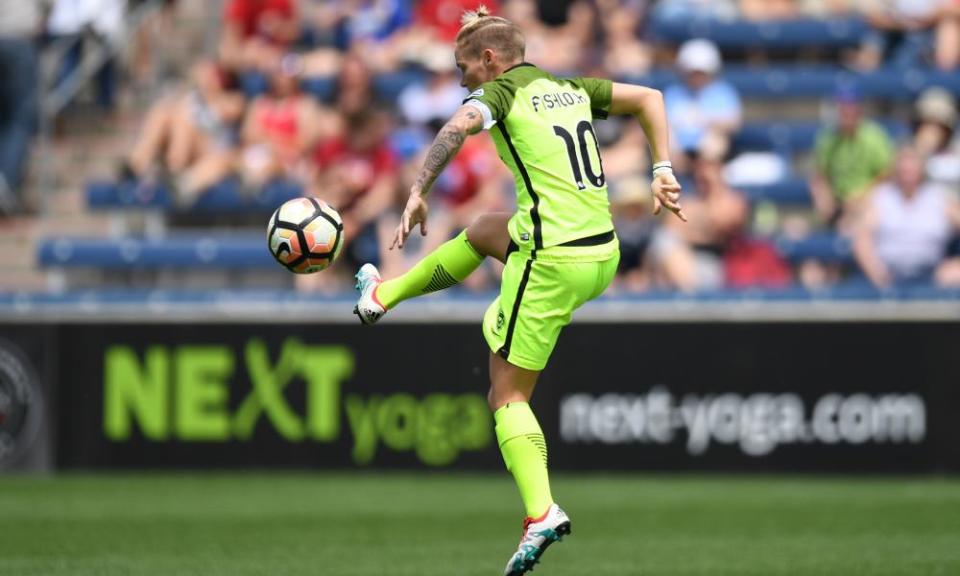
[312,110,399,252]
[239,55,329,191]
[219,0,300,73]
[297,110,399,291]
[415,0,500,42]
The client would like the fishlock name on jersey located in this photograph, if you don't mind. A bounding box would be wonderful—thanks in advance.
[530,91,587,113]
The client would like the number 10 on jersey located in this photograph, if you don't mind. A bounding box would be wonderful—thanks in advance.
[553,120,605,190]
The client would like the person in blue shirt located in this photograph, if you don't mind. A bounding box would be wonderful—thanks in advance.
[663,38,742,173]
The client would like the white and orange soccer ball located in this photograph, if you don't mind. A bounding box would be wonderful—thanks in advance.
[267,197,344,273]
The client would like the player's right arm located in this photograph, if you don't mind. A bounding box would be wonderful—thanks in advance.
[392,104,485,249]
[609,83,686,221]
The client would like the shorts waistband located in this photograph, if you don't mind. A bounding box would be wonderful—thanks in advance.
[505,230,616,260]
[558,230,616,247]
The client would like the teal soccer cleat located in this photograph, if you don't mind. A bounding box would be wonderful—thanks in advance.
[504,504,572,576]
[353,263,386,325]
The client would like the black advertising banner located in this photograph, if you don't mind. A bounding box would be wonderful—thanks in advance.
[542,323,958,473]
[49,322,960,472]
[55,324,498,469]
[0,326,53,471]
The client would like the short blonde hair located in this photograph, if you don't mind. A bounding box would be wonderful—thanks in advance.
[455,5,525,62]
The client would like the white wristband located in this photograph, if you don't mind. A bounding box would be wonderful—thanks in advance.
[652,161,672,177]
[652,165,673,178]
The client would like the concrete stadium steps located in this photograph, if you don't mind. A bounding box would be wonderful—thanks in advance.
[4,1,221,292]
[0,219,45,290]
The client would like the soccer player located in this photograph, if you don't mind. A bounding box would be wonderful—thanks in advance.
[353,7,684,575]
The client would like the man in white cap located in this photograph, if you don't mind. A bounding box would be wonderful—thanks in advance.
[663,38,742,171]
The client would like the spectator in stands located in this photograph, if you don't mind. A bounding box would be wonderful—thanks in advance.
[809,86,893,230]
[309,110,399,288]
[389,0,497,74]
[601,1,653,78]
[0,0,42,214]
[609,175,656,293]
[122,60,245,205]
[47,0,128,111]
[331,52,382,118]
[416,0,501,43]
[239,55,328,193]
[738,0,800,20]
[499,0,593,74]
[219,0,299,73]
[302,0,412,72]
[937,0,960,70]
[650,151,750,292]
[653,0,738,22]
[854,0,942,70]
[664,39,742,175]
[130,0,180,90]
[397,49,466,131]
[913,87,960,190]
[853,146,960,289]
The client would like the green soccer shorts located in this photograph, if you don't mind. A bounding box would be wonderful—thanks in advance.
[483,250,620,371]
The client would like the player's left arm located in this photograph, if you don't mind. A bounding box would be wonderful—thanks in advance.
[609,83,686,222]
[392,105,485,249]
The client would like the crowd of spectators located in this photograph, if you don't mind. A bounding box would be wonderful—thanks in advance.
[7,0,960,295]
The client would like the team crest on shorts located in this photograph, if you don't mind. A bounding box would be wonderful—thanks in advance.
[496,309,505,332]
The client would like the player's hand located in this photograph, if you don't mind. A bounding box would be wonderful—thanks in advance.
[652,171,687,222]
[391,193,429,250]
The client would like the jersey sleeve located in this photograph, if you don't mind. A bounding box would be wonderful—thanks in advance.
[567,77,612,119]
[462,79,515,131]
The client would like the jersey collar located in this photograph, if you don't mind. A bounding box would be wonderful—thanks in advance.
[504,62,537,73]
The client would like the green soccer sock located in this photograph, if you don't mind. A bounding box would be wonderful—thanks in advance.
[494,402,554,519]
[375,230,484,309]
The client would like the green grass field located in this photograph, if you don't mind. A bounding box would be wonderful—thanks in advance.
[1,473,958,575]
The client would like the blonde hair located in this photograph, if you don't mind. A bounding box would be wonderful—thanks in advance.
[455,5,524,62]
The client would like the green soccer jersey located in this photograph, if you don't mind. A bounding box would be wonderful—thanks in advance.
[463,63,617,262]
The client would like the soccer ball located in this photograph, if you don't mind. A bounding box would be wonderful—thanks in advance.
[267,197,344,274]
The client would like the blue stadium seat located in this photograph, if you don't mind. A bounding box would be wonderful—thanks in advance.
[240,69,429,102]
[372,69,428,100]
[37,235,277,269]
[624,65,960,100]
[739,178,811,205]
[652,17,870,49]
[86,179,303,212]
[301,76,336,101]
[775,233,853,263]
[87,180,172,209]
[732,119,908,154]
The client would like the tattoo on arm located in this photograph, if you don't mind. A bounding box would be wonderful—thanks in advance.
[412,107,482,195]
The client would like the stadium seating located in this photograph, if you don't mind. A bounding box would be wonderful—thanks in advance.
[624,66,960,100]
[651,16,870,49]
[25,7,960,302]
[738,178,811,205]
[732,119,908,154]
[232,65,960,104]
[87,176,820,212]
[86,179,303,212]
[774,232,853,264]
[37,234,277,269]
[36,230,854,272]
